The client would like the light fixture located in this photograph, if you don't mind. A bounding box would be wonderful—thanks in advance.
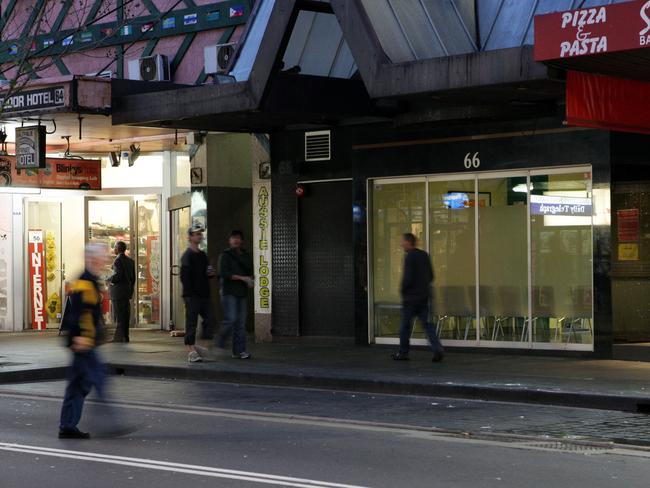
[109,151,120,167]
[513,183,533,193]
[128,144,140,167]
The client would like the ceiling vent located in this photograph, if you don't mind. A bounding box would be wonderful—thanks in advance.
[305,130,331,162]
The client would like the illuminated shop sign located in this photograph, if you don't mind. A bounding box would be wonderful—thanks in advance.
[530,195,592,217]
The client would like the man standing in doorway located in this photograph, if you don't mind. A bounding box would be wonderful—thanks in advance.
[107,241,135,343]
[216,230,254,359]
[391,233,445,362]
[180,223,216,363]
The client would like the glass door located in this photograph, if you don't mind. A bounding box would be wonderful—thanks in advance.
[171,206,191,330]
[136,197,161,326]
[25,200,64,329]
[86,198,133,326]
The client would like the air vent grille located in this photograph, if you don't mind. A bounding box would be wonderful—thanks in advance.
[305,130,331,162]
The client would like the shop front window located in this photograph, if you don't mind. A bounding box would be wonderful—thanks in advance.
[136,198,161,325]
[372,180,426,338]
[370,167,594,350]
[0,195,12,331]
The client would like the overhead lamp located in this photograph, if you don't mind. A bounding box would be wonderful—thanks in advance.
[128,144,140,167]
[513,183,533,193]
[109,151,120,167]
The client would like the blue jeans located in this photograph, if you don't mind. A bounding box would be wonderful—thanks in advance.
[399,301,443,356]
[217,295,247,355]
[59,350,108,430]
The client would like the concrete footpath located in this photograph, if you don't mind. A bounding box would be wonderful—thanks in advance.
[2,330,650,413]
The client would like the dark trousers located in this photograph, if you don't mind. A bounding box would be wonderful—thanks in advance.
[399,301,444,356]
[184,296,215,345]
[59,350,107,430]
[217,295,247,355]
[112,299,130,342]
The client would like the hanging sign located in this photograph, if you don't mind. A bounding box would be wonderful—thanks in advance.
[15,126,46,169]
[0,155,101,190]
[28,230,47,330]
[253,160,271,315]
[535,1,650,61]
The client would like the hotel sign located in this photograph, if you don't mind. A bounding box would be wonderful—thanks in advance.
[535,1,650,61]
[15,126,46,169]
[0,86,65,113]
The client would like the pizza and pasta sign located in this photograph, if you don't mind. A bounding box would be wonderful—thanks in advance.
[535,0,650,61]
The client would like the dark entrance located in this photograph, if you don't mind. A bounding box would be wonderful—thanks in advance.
[298,180,354,337]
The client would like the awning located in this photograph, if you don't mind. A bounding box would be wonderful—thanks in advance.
[566,70,650,134]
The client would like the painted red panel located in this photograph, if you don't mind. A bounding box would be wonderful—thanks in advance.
[28,230,47,330]
[566,70,650,134]
[535,0,650,61]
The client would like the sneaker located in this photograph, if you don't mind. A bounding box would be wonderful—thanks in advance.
[232,352,251,359]
[58,428,90,439]
[391,352,409,361]
[194,345,210,359]
[188,350,202,363]
[432,350,445,363]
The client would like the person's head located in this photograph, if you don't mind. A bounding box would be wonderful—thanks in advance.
[401,233,417,252]
[187,223,205,246]
[114,241,127,255]
[85,243,109,276]
[229,230,244,249]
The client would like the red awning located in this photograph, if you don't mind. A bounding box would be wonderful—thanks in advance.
[566,70,650,134]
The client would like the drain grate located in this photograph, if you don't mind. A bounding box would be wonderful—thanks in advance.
[519,441,611,453]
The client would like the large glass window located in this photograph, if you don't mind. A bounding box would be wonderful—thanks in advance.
[372,180,426,338]
[370,167,594,350]
[530,171,593,345]
[429,179,476,341]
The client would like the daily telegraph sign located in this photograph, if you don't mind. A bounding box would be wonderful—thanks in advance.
[535,1,650,61]
[0,86,65,113]
[530,195,592,217]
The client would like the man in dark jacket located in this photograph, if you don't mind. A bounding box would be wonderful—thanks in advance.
[180,223,216,363]
[216,230,254,359]
[391,233,445,362]
[107,241,135,343]
[59,244,109,438]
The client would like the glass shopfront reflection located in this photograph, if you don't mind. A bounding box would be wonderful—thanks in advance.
[370,167,594,350]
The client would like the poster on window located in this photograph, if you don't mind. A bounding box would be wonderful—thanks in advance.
[28,230,47,330]
[0,195,11,330]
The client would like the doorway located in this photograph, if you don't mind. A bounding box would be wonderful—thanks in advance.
[86,196,161,328]
[298,180,354,337]
[170,206,191,330]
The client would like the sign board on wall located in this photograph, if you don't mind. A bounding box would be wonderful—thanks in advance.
[535,1,650,61]
[0,155,101,190]
[28,230,47,330]
[253,163,271,314]
[617,209,640,242]
[0,86,65,114]
[15,126,46,169]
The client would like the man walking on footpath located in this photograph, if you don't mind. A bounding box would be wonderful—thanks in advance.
[59,244,129,439]
[180,223,217,363]
[107,240,135,343]
[391,233,445,362]
[216,230,254,359]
